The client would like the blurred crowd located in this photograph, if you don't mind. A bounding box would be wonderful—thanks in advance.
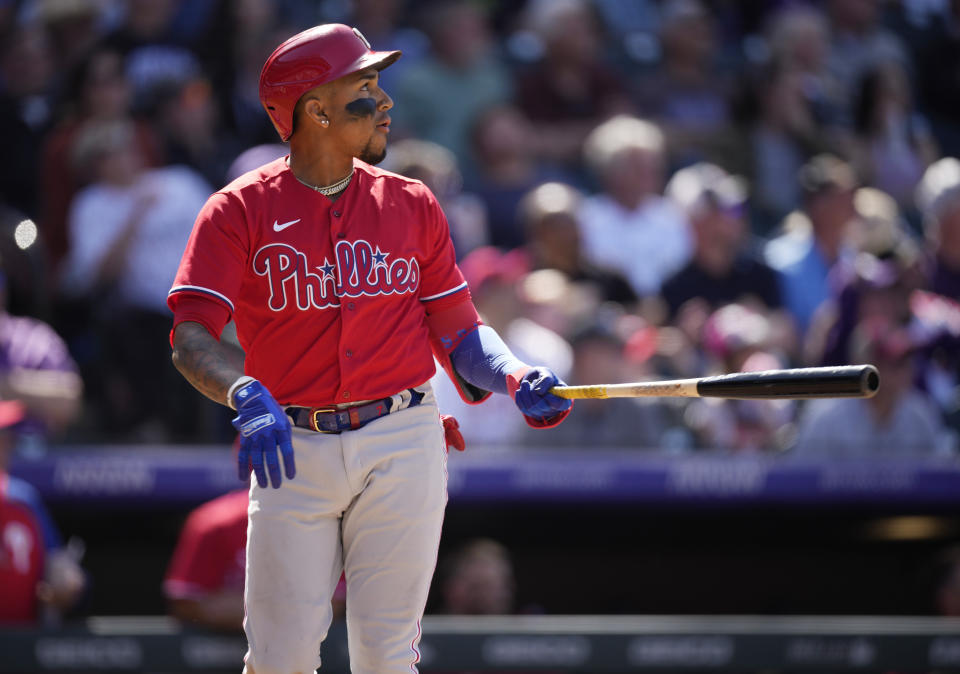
[0,0,957,459]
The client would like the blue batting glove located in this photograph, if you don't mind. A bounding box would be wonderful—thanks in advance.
[510,366,573,420]
[231,379,296,489]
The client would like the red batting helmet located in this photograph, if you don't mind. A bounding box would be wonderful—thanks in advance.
[259,24,401,141]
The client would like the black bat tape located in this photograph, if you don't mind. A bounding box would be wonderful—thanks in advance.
[695,365,881,399]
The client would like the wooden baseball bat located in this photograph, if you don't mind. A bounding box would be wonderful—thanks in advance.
[549,365,880,400]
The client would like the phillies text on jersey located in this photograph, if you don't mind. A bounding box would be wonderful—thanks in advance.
[168,158,468,406]
[254,239,420,311]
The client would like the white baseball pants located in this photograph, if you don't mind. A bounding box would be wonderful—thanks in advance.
[241,386,447,674]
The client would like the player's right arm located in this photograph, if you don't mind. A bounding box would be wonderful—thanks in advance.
[169,192,294,488]
[171,321,245,408]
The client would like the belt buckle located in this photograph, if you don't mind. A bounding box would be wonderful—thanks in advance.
[310,407,338,433]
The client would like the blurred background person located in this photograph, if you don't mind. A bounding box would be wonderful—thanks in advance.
[204,1,297,147]
[513,0,632,169]
[39,45,164,277]
[0,268,82,446]
[520,182,637,308]
[381,138,488,259]
[578,115,691,301]
[933,545,960,617]
[742,60,835,233]
[792,318,954,458]
[632,0,739,169]
[811,187,922,367]
[914,0,960,158]
[660,162,783,319]
[164,488,248,632]
[391,0,511,172]
[165,485,346,632]
[35,0,105,75]
[0,401,85,625]
[850,59,938,218]
[824,0,910,130]
[339,0,430,93]
[0,20,58,219]
[434,538,518,616]
[683,304,796,452]
[467,105,574,251]
[765,154,859,338]
[541,321,685,450]
[762,4,845,134]
[144,71,243,193]
[916,157,960,301]
[58,119,215,441]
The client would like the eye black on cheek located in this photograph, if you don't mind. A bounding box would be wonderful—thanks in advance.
[345,98,377,118]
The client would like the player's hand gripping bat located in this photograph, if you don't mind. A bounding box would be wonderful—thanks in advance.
[549,365,880,400]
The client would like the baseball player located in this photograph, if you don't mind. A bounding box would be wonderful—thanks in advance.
[167,24,572,674]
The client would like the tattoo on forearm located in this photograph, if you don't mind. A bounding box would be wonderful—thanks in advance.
[171,322,245,407]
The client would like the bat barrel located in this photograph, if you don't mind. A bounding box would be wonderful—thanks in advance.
[696,364,880,400]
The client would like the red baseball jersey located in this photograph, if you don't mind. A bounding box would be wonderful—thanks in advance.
[0,474,45,624]
[168,157,469,406]
[164,489,248,600]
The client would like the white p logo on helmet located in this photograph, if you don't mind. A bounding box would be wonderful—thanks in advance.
[353,27,372,49]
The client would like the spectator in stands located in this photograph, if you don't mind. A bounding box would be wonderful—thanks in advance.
[58,119,213,441]
[435,538,517,615]
[391,0,511,169]
[916,157,960,301]
[825,0,911,129]
[745,61,835,232]
[99,0,203,111]
[513,0,632,168]
[520,182,637,308]
[342,0,430,94]
[145,72,243,191]
[792,318,954,457]
[850,60,938,214]
[0,21,58,219]
[0,268,83,443]
[40,45,164,275]
[661,162,783,319]
[381,138,488,259]
[810,188,922,367]
[684,304,796,452]
[201,0,295,146]
[765,154,859,336]
[914,1,960,157]
[578,115,692,298]
[633,0,739,169]
[763,5,845,132]
[468,105,574,250]
[542,322,684,449]
[36,0,105,74]
[0,401,85,625]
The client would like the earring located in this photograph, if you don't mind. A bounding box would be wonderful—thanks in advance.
[321,119,330,127]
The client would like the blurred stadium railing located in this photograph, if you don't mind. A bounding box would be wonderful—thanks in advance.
[3,615,960,672]
[10,446,960,507]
